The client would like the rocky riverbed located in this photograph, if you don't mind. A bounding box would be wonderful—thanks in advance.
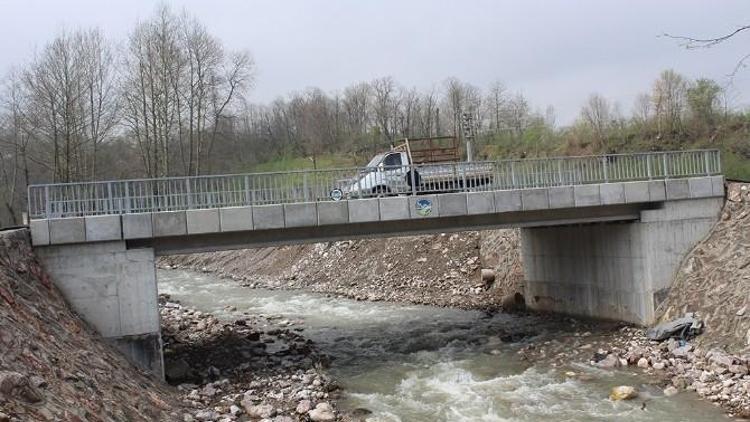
[517,321,750,419]
[159,294,352,422]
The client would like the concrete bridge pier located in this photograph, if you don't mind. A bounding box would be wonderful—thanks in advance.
[36,241,163,378]
[521,197,724,325]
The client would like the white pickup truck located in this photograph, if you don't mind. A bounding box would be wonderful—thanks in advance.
[338,137,494,199]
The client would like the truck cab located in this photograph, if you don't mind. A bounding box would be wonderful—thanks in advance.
[347,151,410,197]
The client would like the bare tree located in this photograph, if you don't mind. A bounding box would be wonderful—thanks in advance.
[486,81,507,134]
[579,93,612,149]
[652,69,687,135]
[371,76,398,144]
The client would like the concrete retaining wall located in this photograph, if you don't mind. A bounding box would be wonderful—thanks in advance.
[521,197,724,325]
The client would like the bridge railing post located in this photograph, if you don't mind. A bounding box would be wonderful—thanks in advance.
[244,175,251,206]
[107,182,114,214]
[663,153,669,179]
[185,179,193,209]
[704,150,711,176]
[602,155,609,183]
[44,186,51,218]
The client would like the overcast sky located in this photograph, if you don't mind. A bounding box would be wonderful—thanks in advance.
[1,0,749,125]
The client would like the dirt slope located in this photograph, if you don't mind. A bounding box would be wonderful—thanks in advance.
[0,229,183,421]
[657,182,750,353]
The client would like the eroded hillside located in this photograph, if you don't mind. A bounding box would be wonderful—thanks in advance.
[0,229,182,421]
[658,182,750,352]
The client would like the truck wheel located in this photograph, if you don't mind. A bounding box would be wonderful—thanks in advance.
[406,170,421,190]
[372,186,390,197]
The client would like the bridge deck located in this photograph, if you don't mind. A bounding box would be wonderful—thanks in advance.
[27,150,724,249]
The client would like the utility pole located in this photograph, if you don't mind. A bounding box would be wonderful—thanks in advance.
[461,112,475,162]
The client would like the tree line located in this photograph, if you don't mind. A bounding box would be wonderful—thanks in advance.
[0,6,747,226]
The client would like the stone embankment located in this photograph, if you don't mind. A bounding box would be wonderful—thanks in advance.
[160,229,524,310]
[657,182,750,353]
[0,229,184,421]
[159,294,349,422]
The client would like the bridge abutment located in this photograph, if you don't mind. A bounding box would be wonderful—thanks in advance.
[521,197,724,325]
[36,241,163,378]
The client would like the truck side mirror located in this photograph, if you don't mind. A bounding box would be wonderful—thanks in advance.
[378,162,385,171]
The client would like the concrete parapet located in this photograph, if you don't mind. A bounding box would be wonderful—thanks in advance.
[49,217,86,244]
[85,215,122,242]
[600,183,625,205]
[548,186,574,209]
[253,204,285,229]
[284,202,318,227]
[623,181,650,203]
[186,209,220,234]
[711,175,724,196]
[379,197,409,221]
[348,198,379,223]
[152,211,187,237]
[521,189,549,211]
[666,179,690,200]
[494,190,522,212]
[30,220,50,246]
[648,181,667,201]
[219,207,253,232]
[467,192,495,215]
[438,193,468,217]
[317,201,349,225]
[123,214,153,239]
[574,185,600,207]
[688,177,713,198]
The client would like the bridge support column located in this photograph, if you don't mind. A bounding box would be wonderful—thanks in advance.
[521,197,724,325]
[36,241,163,378]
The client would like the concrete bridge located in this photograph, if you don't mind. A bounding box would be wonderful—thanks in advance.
[27,150,725,377]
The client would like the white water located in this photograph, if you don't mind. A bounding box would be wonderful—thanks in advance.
[159,269,728,422]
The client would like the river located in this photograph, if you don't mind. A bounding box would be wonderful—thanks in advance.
[158,269,728,422]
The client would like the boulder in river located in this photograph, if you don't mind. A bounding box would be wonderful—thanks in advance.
[609,385,638,401]
[309,402,335,421]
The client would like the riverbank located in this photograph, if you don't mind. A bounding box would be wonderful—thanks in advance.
[160,229,524,310]
[159,294,347,422]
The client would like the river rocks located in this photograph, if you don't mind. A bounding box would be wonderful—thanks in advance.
[195,410,219,421]
[245,403,275,419]
[664,386,679,397]
[637,358,650,368]
[308,402,335,421]
[595,354,620,368]
[609,386,638,400]
[159,296,340,422]
[296,400,312,414]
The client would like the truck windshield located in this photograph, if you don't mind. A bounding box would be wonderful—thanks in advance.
[365,154,384,168]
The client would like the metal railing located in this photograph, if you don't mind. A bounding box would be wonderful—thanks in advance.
[27,149,721,219]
